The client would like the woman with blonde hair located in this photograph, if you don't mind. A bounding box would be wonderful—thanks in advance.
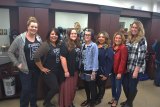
[121,20,147,107]
[108,32,128,107]
[8,16,42,107]
[95,31,114,105]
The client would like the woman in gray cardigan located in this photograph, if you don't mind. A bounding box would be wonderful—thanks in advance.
[8,17,42,107]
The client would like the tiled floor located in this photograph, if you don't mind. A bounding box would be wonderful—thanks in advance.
[0,80,160,107]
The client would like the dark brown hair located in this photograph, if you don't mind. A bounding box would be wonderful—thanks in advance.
[66,28,80,51]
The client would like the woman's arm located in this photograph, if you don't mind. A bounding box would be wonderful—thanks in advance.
[60,56,70,77]
[8,37,20,67]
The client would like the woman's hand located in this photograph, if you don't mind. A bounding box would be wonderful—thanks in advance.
[17,63,22,69]
[132,66,139,78]
[41,67,50,74]
[91,71,96,80]
[116,73,122,79]
[64,72,70,77]
[99,75,107,80]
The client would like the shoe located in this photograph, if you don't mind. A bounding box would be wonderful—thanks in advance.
[111,100,118,107]
[43,102,55,107]
[81,100,89,106]
[120,101,127,106]
[108,99,114,104]
[95,100,101,105]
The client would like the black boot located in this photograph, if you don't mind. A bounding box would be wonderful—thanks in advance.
[122,91,137,107]
[120,88,128,106]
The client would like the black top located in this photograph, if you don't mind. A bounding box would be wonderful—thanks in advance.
[60,42,81,76]
[24,37,40,70]
[44,43,61,72]
[98,47,114,76]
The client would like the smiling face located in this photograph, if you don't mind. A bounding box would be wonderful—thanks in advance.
[98,33,106,45]
[84,31,92,43]
[131,23,139,36]
[50,30,58,44]
[114,34,123,46]
[27,22,38,36]
[70,29,77,41]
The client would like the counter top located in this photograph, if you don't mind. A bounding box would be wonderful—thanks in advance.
[0,52,11,65]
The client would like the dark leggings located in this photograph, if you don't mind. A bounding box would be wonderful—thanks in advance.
[42,72,59,105]
[83,71,97,104]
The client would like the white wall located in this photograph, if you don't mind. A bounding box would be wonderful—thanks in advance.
[119,17,136,29]
[55,12,88,29]
[61,0,158,13]
[0,8,10,47]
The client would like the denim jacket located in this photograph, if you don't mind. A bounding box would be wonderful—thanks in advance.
[8,32,42,74]
[80,41,99,72]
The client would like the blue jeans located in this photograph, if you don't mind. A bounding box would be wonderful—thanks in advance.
[19,70,40,107]
[111,73,123,101]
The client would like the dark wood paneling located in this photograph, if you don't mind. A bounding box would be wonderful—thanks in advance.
[10,7,19,32]
[35,8,49,41]
[50,1,99,13]
[140,19,152,51]
[121,9,151,18]
[88,13,99,35]
[18,7,34,33]
[49,10,55,29]
[0,0,16,6]
[150,19,160,50]
[99,13,120,38]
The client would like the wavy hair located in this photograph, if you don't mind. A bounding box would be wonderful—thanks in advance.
[128,20,145,43]
[96,31,111,48]
[113,32,126,46]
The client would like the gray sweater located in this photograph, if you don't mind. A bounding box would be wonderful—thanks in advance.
[8,32,42,74]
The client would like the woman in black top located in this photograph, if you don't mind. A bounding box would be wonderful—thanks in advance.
[33,28,63,107]
[59,28,81,107]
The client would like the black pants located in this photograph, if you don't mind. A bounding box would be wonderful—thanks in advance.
[122,72,138,106]
[42,72,59,105]
[83,71,97,104]
[19,70,39,107]
[96,75,107,101]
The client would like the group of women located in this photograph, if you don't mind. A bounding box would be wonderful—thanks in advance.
[8,16,147,107]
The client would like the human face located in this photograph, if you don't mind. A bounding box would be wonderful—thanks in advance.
[27,22,38,36]
[70,29,77,41]
[84,31,92,43]
[50,31,58,44]
[131,23,138,36]
[98,33,106,45]
[114,35,122,46]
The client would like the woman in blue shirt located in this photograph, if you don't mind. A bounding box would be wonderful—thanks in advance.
[80,29,98,107]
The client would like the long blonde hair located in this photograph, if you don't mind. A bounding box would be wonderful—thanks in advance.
[128,20,145,43]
